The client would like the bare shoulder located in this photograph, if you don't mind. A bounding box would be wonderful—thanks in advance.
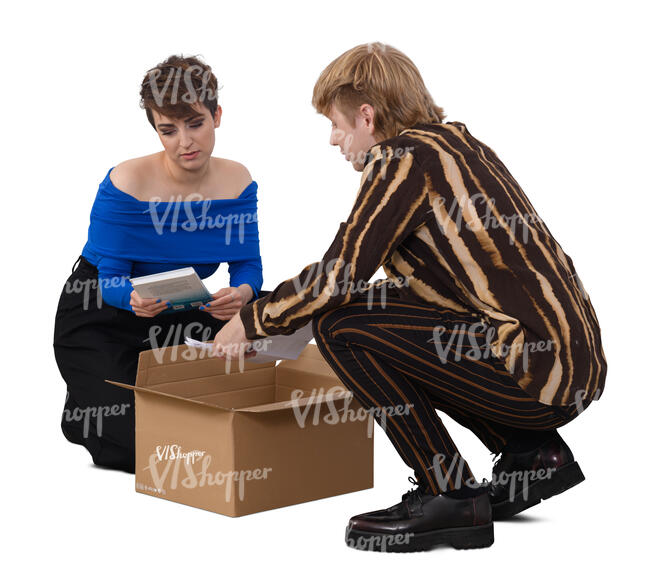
[212,157,253,194]
[214,157,252,180]
[109,155,157,195]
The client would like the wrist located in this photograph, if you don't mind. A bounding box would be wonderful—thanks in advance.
[237,283,254,304]
[239,301,261,340]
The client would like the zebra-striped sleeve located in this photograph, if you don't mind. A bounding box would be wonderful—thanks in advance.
[239,145,431,338]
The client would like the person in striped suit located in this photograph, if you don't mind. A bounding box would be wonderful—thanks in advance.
[211,42,607,552]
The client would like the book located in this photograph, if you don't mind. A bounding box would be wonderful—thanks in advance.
[129,267,213,313]
[184,322,315,363]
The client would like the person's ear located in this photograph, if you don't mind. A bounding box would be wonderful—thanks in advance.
[214,105,223,128]
[359,103,375,135]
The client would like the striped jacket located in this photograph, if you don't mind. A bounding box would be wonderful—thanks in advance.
[239,121,607,407]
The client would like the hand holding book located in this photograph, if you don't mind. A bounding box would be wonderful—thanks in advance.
[129,290,171,317]
[199,285,253,321]
[129,267,213,314]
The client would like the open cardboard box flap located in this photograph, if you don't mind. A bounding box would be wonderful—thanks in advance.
[105,343,352,414]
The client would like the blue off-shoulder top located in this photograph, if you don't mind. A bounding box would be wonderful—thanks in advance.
[80,167,263,312]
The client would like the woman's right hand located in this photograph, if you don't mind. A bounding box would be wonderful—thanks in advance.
[129,290,170,317]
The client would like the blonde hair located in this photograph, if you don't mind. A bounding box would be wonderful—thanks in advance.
[312,42,445,140]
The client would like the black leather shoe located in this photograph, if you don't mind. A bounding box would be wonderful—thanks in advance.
[345,477,494,552]
[489,432,585,520]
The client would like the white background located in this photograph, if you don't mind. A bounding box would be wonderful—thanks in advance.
[2,0,647,583]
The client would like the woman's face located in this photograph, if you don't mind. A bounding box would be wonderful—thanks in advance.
[151,102,222,168]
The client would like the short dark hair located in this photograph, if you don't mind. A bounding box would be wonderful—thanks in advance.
[139,54,219,130]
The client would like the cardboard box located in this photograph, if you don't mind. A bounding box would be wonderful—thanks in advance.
[106,343,373,516]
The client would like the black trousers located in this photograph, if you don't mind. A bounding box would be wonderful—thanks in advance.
[53,255,263,473]
[311,291,590,495]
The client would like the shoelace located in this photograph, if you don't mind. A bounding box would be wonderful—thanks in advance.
[403,475,492,504]
[491,451,504,475]
[402,475,426,508]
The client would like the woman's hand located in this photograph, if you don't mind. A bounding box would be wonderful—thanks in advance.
[129,290,170,318]
[200,285,253,321]
[210,312,257,360]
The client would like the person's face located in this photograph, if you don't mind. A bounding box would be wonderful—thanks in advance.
[152,102,222,167]
[328,103,379,171]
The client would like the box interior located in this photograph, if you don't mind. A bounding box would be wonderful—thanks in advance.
[132,344,348,411]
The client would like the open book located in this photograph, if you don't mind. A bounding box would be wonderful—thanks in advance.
[185,322,315,363]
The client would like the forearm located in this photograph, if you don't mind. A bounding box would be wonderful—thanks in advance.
[98,276,134,312]
[228,257,263,299]
[96,256,134,312]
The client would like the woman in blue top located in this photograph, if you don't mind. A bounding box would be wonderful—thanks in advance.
[53,55,265,473]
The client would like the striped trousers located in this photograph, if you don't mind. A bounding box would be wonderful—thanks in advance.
[312,290,586,495]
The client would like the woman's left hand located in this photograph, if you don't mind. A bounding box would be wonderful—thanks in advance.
[200,285,251,321]
[210,312,257,360]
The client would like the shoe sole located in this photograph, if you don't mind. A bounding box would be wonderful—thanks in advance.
[491,460,585,521]
[345,522,494,552]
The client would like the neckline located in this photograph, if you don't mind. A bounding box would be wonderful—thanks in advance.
[105,166,256,203]
[404,121,464,132]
